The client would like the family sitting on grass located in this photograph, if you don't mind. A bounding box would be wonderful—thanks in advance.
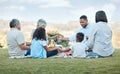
[7,10,114,59]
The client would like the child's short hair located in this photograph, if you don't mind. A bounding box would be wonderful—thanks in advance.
[80,15,87,20]
[76,32,84,42]
[32,27,46,40]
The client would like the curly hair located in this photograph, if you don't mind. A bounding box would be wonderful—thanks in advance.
[32,27,46,40]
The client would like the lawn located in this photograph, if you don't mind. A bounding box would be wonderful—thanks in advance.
[0,48,120,74]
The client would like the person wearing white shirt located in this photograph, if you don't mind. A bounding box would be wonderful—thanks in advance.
[7,19,31,58]
[57,15,93,45]
[61,32,87,58]
[86,10,114,57]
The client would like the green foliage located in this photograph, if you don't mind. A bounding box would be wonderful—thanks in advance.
[47,30,69,47]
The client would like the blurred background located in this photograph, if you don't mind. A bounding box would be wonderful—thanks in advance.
[0,0,120,48]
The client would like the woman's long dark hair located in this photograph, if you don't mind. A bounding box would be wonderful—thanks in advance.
[32,27,46,40]
[95,10,108,23]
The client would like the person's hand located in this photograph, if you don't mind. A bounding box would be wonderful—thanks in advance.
[58,49,64,53]
[56,35,63,40]
[56,46,62,50]
[51,35,58,40]
[56,47,63,53]
[26,42,31,46]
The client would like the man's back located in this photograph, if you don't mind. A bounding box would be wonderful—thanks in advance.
[7,28,26,57]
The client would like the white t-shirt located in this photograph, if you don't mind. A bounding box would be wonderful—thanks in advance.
[7,28,26,57]
[69,42,87,58]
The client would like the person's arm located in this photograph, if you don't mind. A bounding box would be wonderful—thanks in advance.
[16,32,30,50]
[62,48,71,52]
[59,37,69,41]
[19,43,30,50]
[57,35,69,41]
[26,42,31,46]
[57,33,76,42]
[87,28,97,49]
[68,35,76,42]
[48,35,58,40]
[40,40,61,52]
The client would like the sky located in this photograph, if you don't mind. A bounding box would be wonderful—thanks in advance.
[0,0,120,24]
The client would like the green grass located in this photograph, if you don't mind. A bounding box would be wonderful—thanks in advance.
[0,48,120,74]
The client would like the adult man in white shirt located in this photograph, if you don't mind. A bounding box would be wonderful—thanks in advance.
[58,15,92,44]
[7,19,31,58]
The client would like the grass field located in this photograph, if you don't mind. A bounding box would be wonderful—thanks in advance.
[0,48,120,74]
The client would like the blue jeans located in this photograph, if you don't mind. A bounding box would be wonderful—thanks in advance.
[87,52,113,58]
[47,50,58,58]
[25,50,31,56]
[25,49,58,58]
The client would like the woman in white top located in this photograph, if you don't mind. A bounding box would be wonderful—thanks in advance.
[87,10,114,57]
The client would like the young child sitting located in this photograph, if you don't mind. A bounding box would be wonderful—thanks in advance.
[30,27,62,58]
[61,32,88,58]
